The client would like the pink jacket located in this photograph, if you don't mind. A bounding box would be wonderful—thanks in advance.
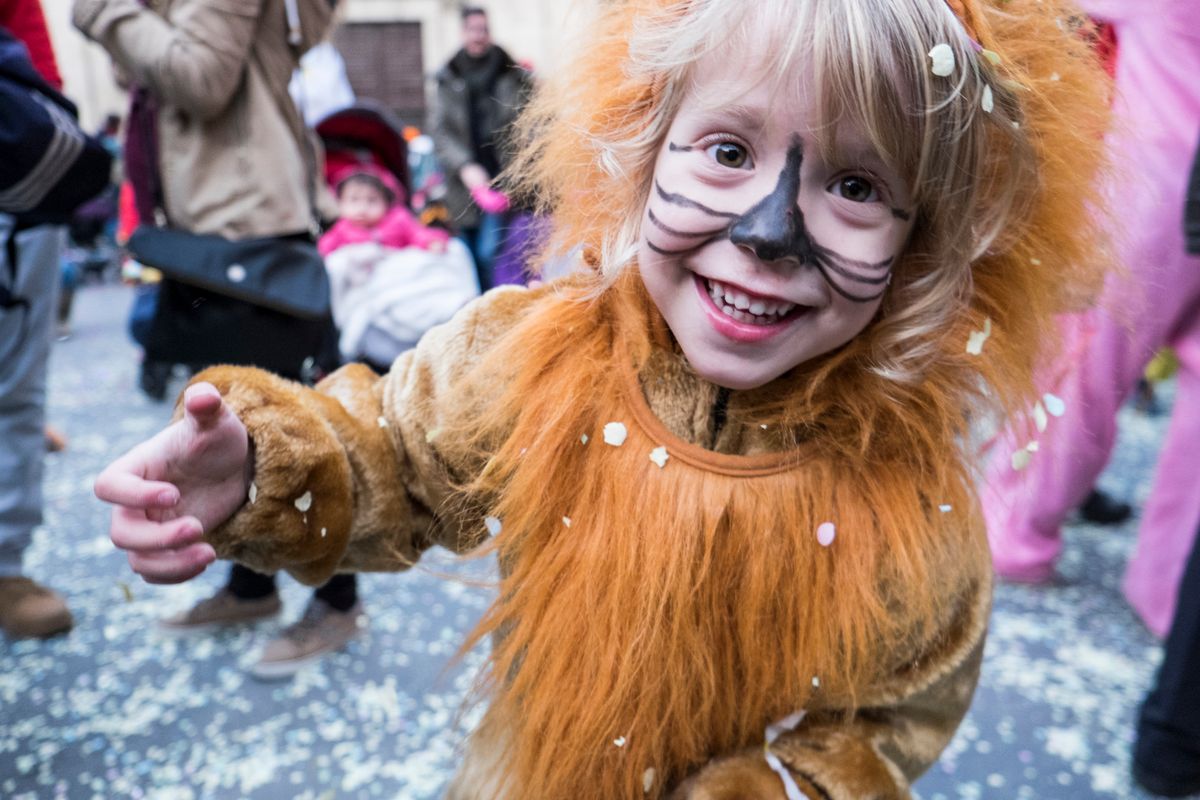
[318,207,450,257]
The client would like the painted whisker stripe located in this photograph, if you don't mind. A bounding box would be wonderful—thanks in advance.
[647,208,728,239]
[813,253,891,286]
[654,181,741,220]
[814,264,889,302]
[646,237,721,257]
[812,242,894,272]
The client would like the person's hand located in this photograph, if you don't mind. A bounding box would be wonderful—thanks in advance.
[94,382,252,584]
[459,162,491,191]
[471,184,511,214]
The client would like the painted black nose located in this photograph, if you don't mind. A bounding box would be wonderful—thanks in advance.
[728,139,813,263]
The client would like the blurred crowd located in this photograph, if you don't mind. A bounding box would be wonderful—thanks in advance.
[1,0,1199,796]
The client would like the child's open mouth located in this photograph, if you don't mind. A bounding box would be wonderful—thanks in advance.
[699,276,806,325]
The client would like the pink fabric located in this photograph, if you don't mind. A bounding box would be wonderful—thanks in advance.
[318,207,449,257]
[984,0,1200,639]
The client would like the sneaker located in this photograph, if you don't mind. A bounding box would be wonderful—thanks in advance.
[0,576,73,639]
[159,587,281,631]
[250,599,364,680]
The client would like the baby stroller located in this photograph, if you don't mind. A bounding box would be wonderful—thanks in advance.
[316,102,479,370]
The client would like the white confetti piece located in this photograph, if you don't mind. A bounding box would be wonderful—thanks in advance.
[1034,402,1048,433]
[1026,440,1039,452]
[603,422,628,446]
[817,522,836,547]
[939,504,953,513]
[649,446,669,468]
[928,43,955,77]
[581,434,589,444]
[1012,448,1032,471]
[248,483,258,504]
[320,527,327,538]
[812,675,820,688]
[760,424,769,430]
[485,516,503,536]
[1050,72,1060,82]
[563,516,572,528]
[764,711,809,800]
[966,317,993,355]
[643,767,656,793]
[377,416,388,428]
[294,491,313,513]
[1043,393,1066,417]
[982,84,994,113]
[1030,257,1043,265]
[613,736,626,747]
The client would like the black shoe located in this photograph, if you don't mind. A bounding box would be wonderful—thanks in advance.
[1133,759,1200,798]
[1079,489,1132,525]
[139,359,171,401]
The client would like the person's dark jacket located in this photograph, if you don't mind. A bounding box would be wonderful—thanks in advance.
[431,45,530,230]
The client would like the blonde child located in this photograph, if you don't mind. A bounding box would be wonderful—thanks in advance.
[94,1,1110,797]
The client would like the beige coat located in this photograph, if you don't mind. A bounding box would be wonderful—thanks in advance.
[73,0,335,239]
[193,281,991,799]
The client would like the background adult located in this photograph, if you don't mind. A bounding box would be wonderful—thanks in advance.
[74,0,361,679]
[430,4,530,291]
[0,0,78,639]
[983,0,1200,640]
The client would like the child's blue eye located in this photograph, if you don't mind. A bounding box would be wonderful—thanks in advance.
[706,142,752,169]
[830,176,879,203]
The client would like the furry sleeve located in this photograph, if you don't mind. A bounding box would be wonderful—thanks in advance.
[670,574,990,800]
[189,285,539,586]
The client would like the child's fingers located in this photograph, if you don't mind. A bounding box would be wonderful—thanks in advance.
[183,382,224,428]
[109,507,204,553]
[127,543,216,584]
[94,462,180,509]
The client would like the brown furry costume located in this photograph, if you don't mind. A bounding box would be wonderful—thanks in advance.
[189,0,1110,797]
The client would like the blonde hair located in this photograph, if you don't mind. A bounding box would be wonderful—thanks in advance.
[507,0,1110,416]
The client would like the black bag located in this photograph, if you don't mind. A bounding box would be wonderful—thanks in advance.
[0,27,112,219]
[126,229,338,379]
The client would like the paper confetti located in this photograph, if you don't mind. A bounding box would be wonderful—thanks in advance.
[982,84,994,113]
[643,767,656,793]
[581,434,589,444]
[248,483,258,504]
[812,676,821,688]
[563,516,572,528]
[966,317,993,355]
[649,447,669,469]
[377,416,388,428]
[484,516,503,536]
[320,528,327,538]
[1012,448,1032,471]
[294,491,312,513]
[603,422,628,447]
[982,48,1001,66]
[1026,440,1040,453]
[929,43,956,76]
[939,504,953,513]
[613,736,627,747]
[425,427,441,443]
[1043,393,1066,417]
[817,522,837,547]
[1034,402,1048,433]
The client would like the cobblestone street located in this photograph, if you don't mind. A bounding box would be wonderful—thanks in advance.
[1,282,1194,800]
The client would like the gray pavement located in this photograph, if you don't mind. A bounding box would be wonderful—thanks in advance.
[0,282,1193,799]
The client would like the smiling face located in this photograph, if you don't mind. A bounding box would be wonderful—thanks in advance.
[638,55,916,391]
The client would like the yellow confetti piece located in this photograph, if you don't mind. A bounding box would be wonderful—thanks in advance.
[294,491,313,513]
[966,317,993,355]
[1030,257,1043,265]
[982,48,1001,65]
[1011,448,1032,471]
[928,43,955,77]
[119,582,134,603]
[425,427,441,443]
[649,446,669,469]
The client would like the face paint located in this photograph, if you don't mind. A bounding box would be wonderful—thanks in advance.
[647,138,897,303]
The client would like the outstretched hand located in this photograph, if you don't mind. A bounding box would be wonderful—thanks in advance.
[94,382,252,584]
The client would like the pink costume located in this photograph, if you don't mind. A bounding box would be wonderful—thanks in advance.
[318,206,449,257]
[983,0,1200,638]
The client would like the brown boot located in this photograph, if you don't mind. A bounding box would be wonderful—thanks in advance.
[0,577,73,639]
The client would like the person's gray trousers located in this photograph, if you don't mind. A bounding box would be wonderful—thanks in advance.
[0,214,64,577]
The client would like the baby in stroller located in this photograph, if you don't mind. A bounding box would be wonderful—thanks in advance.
[316,103,479,371]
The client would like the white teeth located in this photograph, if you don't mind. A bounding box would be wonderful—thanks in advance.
[704,278,799,325]
[732,292,751,310]
[748,300,766,315]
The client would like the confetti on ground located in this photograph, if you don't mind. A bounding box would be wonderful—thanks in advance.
[603,422,628,447]
[817,522,836,547]
[929,43,956,76]
[649,447,669,468]
[485,516,503,536]
[294,491,313,513]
